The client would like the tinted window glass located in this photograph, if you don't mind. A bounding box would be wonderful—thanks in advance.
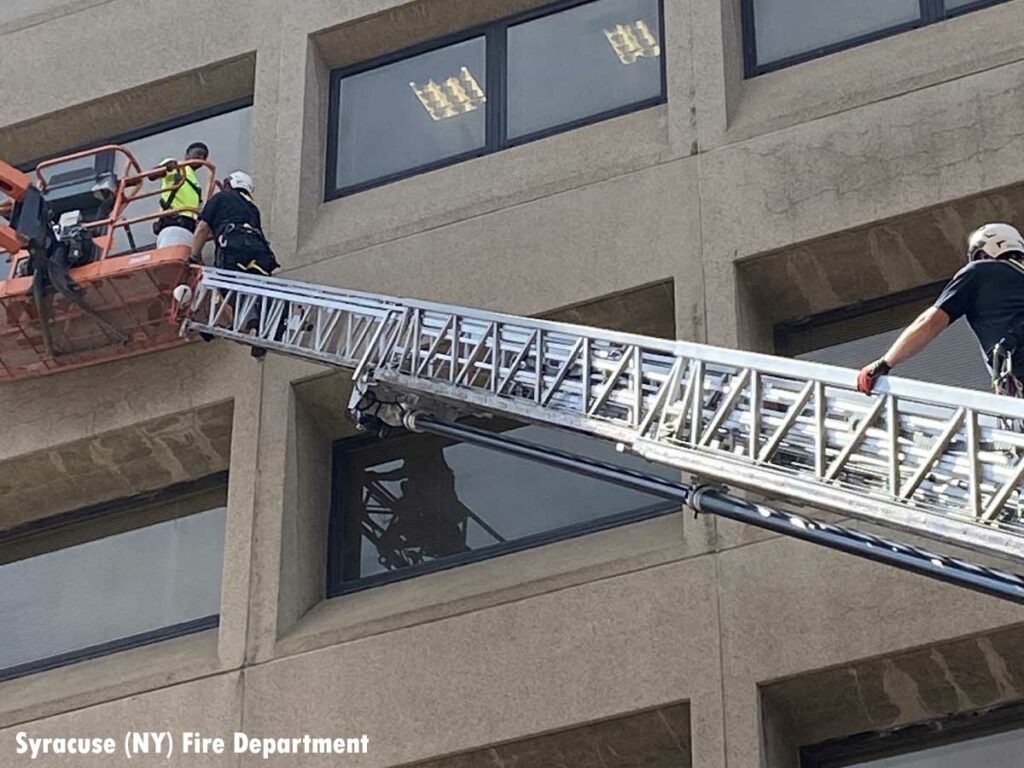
[127,106,250,179]
[326,1,668,198]
[0,505,225,675]
[507,0,662,139]
[113,107,252,253]
[333,422,677,589]
[334,37,487,191]
[4,106,251,260]
[752,0,920,66]
[797,319,990,391]
[852,727,1024,767]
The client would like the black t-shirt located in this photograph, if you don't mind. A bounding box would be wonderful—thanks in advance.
[199,188,262,238]
[934,258,1024,362]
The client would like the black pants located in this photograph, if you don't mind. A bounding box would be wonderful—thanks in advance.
[216,247,278,276]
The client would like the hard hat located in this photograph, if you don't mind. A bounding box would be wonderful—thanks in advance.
[226,171,254,194]
[966,223,1024,262]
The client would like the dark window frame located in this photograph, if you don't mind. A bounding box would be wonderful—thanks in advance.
[0,473,228,683]
[774,280,947,357]
[18,97,254,172]
[325,0,668,199]
[326,424,678,596]
[742,0,1012,78]
[0,616,219,684]
[800,700,1024,768]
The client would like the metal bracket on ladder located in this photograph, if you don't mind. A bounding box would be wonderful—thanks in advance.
[179,268,1024,564]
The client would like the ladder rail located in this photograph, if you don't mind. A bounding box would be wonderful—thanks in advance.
[179,268,1024,563]
[187,268,1024,419]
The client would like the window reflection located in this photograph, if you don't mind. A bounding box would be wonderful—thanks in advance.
[847,726,1024,767]
[0,505,226,677]
[333,37,487,191]
[7,106,252,259]
[336,421,678,587]
[506,0,663,139]
[752,0,919,66]
[112,107,251,254]
[326,0,668,198]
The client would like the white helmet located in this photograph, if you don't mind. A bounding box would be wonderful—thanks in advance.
[966,223,1024,262]
[225,170,254,194]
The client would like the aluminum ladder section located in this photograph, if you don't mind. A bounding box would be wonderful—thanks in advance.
[179,268,1024,563]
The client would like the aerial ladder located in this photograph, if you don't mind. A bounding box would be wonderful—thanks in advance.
[173,267,1024,603]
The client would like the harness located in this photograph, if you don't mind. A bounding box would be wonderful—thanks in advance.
[989,256,1024,412]
[215,219,278,275]
[161,168,203,217]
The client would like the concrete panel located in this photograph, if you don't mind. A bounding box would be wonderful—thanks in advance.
[0,0,104,31]
[718,537,1024,683]
[0,56,255,166]
[691,0,738,150]
[294,158,701,327]
[0,403,232,530]
[761,624,1024,753]
[726,1,1024,147]
[313,0,556,71]
[700,56,1024,344]
[0,0,259,131]
[1,668,243,767]
[302,107,681,268]
[0,630,221,729]
[0,340,251,464]
[243,557,722,767]
[701,58,1024,265]
[404,703,692,767]
[216,361,265,667]
[738,183,1024,335]
[267,0,695,260]
[542,280,677,339]
[717,534,1024,767]
[277,511,690,658]
[240,358,294,664]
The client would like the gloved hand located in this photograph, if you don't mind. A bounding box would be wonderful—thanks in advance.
[857,358,891,394]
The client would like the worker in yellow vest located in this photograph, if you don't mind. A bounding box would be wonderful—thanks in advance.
[152,142,208,235]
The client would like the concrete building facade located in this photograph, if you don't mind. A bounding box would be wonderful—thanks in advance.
[1,0,1023,766]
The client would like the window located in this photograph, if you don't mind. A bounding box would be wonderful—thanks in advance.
[506,0,663,139]
[328,420,678,593]
[801,702,1024,767]
[775,283,991,391]
[0,476,227,681]
[1,102,252,272]
[744,0,1011,76]
[112,105,252,253]
[326,0,665,198]
[332,37,488,191]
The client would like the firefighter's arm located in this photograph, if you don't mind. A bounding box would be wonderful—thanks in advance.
[191,220,213,263]
[857,307,950,393]
[883,307,951,365]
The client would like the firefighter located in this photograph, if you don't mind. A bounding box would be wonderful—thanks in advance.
[152,141,208,235]
[190,170,277,275]
[191,170,280,358]
[857,223,1024,398]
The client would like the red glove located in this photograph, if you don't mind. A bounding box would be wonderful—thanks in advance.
[857,358,891,394]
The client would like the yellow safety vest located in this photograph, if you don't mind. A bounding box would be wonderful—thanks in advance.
[159,159,202,219]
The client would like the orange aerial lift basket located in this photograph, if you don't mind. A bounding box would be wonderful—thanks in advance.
[0,145,217,382]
